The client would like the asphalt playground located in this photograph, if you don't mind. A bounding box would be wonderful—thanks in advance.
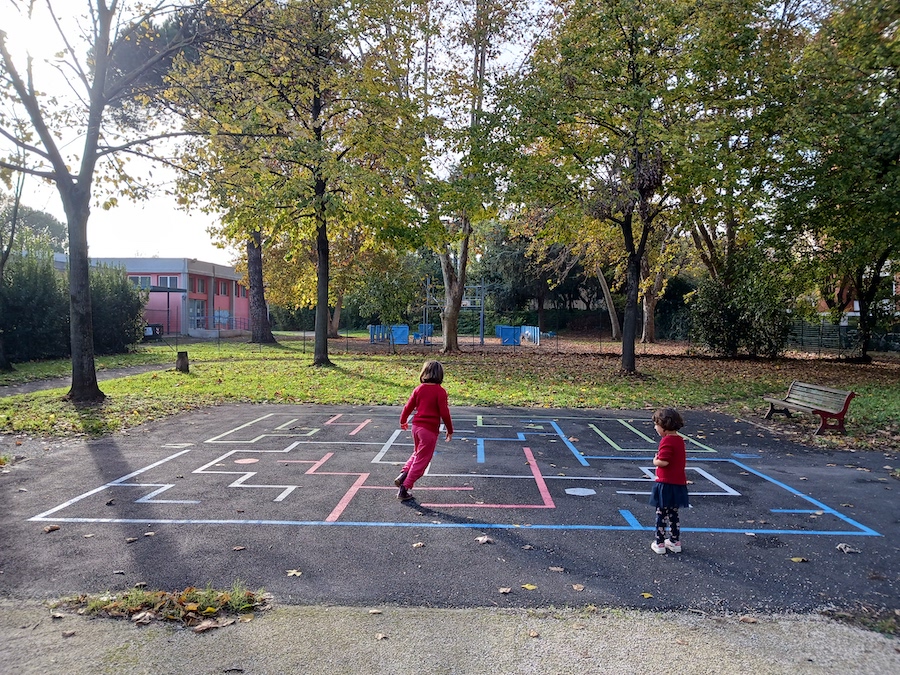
[1,404,897,613]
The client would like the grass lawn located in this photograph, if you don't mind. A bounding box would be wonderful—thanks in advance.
[1,335,898,449]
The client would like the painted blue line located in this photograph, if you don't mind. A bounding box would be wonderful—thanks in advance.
[476,438,485,464]
[729,460,881,537]
[23,516,882,535]
[732,453,761,459]
[619,509,641,529]
[542,419,589,466]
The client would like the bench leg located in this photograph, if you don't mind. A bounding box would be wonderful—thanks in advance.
[815,415,846,435]
[765,403,792,420]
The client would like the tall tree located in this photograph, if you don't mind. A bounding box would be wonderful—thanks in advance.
[775,0,900,360]
[168,0,424,365]
[0,1,216,401]
[508,0,694,373]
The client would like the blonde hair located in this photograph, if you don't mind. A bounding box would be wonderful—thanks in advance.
[419,360,444,384]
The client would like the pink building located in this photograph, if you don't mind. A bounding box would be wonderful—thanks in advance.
[92,258,250,337]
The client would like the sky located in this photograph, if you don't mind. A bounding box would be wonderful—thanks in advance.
[4,2,238,267]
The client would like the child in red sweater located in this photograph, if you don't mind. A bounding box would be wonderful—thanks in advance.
[395,361,454,501]
[649,407,689,554]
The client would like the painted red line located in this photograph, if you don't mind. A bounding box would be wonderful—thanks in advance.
[326,474,370,522]
[421,446,556,510]
[524,446,556,508]
[304,453,334,474]
[349,419,372,435]
[324,414,342,425]
[361,486,475,491]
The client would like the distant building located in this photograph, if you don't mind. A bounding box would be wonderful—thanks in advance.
[90,257,250,337]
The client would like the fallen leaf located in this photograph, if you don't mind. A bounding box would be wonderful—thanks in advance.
[790,557,808,563]
[572,584,585,591]
[475,535,494,545]
[184,603,200,612]
[549,566,564,572]
[125,537,138,543]
[50,612,65,620]
[233,546,246,551]
[412,542,425,548]
[836,543,861,554]
[192,619,222,633]
[143,532,155,537]
[375,633,388,640]
[112,570,125,575]
[369,609,383,615]
[83,534,94,538]
[132,611,154,625]
[43,525,60,533]
[106,499,115,506]
[522,545,534,550]
[641,592,653,599]
[239,614,254,623]
[521,583,538,591]
[286,569,303,577]
[62,631,76,638]
[841,503,854,508]
[498,587,512,594]
[739,615,758,624]
[529,630,540,638]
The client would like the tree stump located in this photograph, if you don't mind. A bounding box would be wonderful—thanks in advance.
[175,351,189,373]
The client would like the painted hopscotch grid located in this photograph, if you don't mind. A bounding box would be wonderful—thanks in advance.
[29,411,879,537]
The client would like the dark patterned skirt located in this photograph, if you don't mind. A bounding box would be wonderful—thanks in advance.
[649,482,690,508]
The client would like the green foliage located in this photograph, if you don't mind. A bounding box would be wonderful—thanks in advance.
[0,256,147,363]
[89,264,147,355]
[689,250,794,358]
[1,252,69,361]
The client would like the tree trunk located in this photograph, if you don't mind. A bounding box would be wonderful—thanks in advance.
[63,190,104,403]
[438,217,471,354]
[328,293,342,338]
[641,257,665,344]
[621,251,641,374]
[247,231,276,344]
[596,266,620,340]
[313,187,332,367]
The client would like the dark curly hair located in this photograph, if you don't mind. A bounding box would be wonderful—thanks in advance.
[652,407,684,432]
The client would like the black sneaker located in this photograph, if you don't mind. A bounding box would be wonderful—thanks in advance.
[397,486,413,501]
[394,471,408,488]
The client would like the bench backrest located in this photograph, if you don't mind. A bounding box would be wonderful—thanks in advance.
[786,381,855,413]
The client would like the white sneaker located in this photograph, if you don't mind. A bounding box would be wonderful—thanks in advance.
[664,539,682,553]
[651,541,666,554]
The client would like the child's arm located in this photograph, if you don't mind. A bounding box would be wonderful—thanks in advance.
[653,456,669,467]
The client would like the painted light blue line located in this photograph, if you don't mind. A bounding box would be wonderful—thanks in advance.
[733,453,761,459]
[771,509,821,514]
[543,419,589,466]
[730,459,881,537]
[619,509,642,529]
[21,516,882,535]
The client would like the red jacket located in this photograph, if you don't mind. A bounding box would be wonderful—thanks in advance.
[400,383,453,435]
[655,433,687,485]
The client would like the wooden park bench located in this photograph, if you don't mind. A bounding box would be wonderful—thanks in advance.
[763,381,856,435]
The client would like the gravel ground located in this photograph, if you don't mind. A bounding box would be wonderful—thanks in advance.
[2,601,898,674]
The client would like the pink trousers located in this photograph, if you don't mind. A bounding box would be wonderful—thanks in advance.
[401,425,439,489]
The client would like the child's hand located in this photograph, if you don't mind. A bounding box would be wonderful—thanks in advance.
[400,422,409,431]
[445,432,452,442]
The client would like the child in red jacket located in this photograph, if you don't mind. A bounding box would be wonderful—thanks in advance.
[649,407,689,554]
[395,361,453,501]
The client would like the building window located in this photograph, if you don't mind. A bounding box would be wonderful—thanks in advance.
[129,275,151,289]
[158,275,179,288]
[218,280,230,296]
[239,285,248,298]
[197,278,207,294]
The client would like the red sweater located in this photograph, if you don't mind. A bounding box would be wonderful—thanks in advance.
[655,433,687,485]
[400,383,453,435]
